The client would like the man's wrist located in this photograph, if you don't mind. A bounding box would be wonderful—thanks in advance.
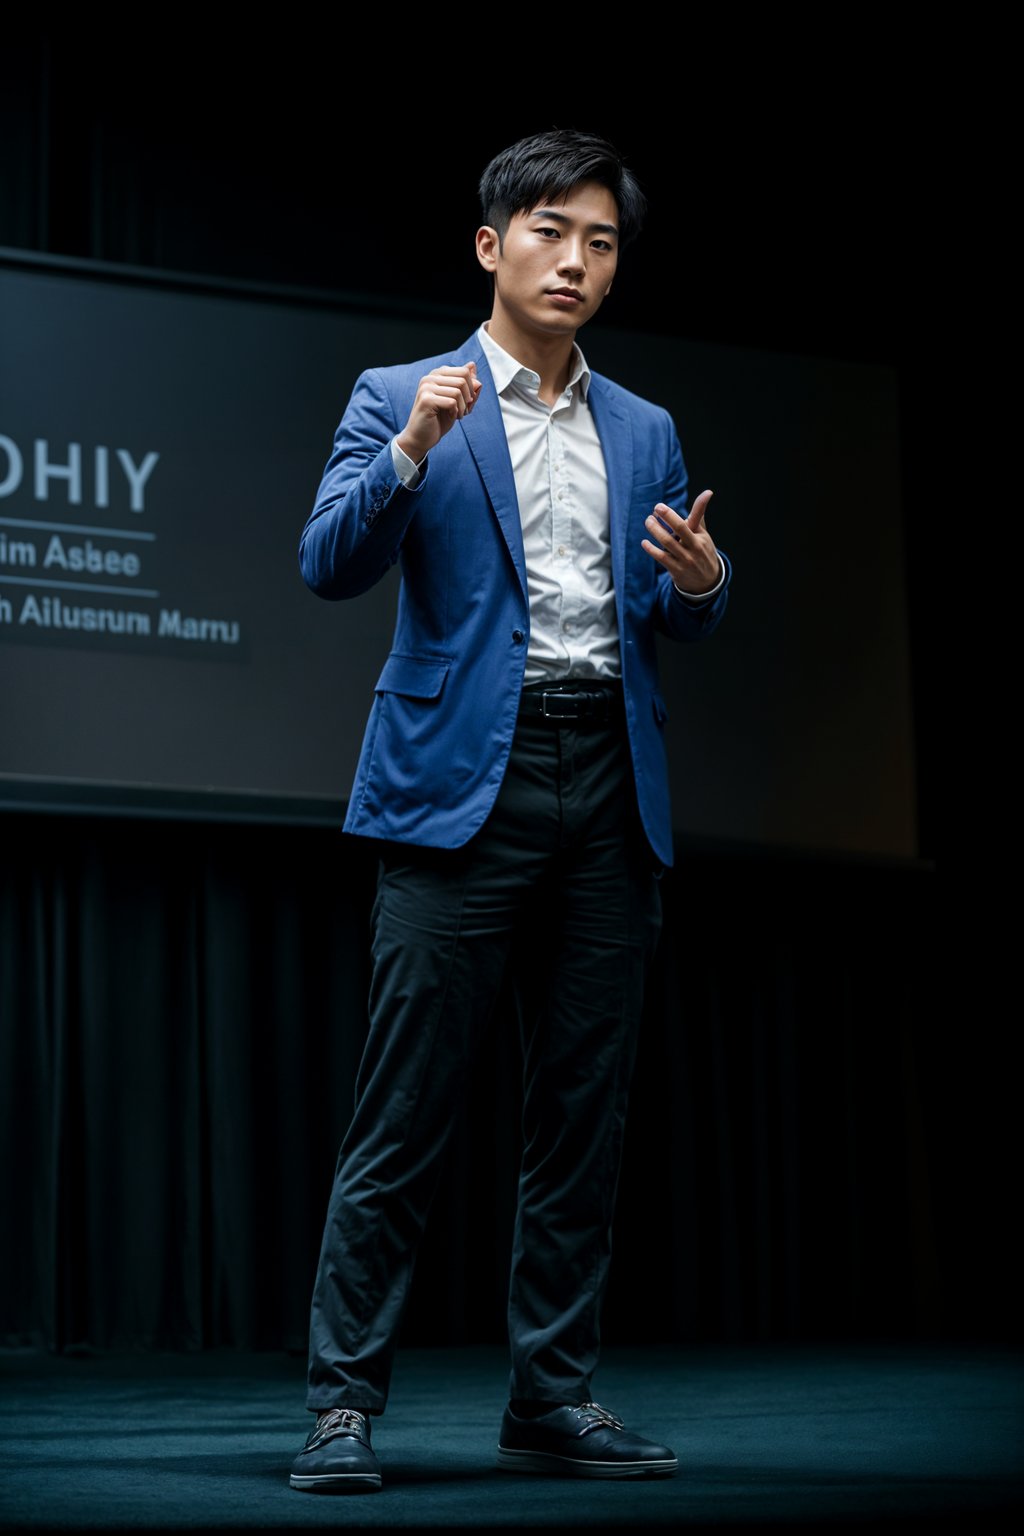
[394,432,430,468]
[673,555,726,604]
[391,437,427,489]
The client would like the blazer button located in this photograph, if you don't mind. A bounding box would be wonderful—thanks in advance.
[512,629,524,644]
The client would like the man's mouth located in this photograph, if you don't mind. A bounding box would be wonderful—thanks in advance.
[547,288,584,305]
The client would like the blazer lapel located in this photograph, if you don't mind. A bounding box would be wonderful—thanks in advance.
[451,341,635,607]
[455,338,528,600]
[587,374,635,607]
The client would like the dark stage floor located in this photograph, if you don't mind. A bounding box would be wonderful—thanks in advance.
[1,1344,1021,1532]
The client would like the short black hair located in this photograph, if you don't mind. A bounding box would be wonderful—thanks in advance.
[479,128,646,249]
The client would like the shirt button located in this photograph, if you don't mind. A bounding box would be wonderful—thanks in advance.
[512,629,525,644]
[558,545,567,557]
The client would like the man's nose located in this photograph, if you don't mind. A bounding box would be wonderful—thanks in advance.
[557,241,586,276]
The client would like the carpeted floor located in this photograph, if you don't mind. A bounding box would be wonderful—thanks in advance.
[1,1344,1021,1532]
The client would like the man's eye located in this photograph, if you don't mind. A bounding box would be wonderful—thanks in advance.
[592,241,613,252]
[536,227,560,237]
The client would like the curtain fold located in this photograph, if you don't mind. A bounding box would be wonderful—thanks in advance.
[2,813,972,1352]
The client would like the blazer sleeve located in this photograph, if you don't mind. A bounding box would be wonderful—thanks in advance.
[298,368,430,600]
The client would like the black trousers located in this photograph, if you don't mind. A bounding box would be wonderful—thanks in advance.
[306,686,662,1414]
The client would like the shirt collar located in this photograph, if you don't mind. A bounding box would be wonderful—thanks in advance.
[477,322,591,402]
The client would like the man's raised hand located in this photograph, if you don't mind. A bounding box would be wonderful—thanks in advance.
[641,489,721,595]
[396,363,483,464]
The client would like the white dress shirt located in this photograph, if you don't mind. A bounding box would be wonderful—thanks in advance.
[391,323,723,685]
[476,323,619,682]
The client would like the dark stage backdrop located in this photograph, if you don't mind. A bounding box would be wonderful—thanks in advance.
[1,37,977,1360]
[2,814,1007,1353]
[1,257,914,859]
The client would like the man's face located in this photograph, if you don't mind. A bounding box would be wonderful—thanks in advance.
[476,180,620,342]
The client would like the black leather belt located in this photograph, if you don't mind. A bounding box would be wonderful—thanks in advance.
[518,683,624,724]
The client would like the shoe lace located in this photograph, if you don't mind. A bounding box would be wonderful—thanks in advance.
[574,1401,624,1435]
[314,1407,366,1439]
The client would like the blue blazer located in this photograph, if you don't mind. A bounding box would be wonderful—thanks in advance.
[299,331,731,868]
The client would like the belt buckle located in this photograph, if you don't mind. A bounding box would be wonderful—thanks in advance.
[540,689,579,720]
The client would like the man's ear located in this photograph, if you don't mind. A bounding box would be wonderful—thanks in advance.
[476,225,501,273]
[604,279,614,297]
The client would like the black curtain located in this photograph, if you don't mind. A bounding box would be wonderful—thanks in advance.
[0,36,990,1357]
[5,811,1002,1354]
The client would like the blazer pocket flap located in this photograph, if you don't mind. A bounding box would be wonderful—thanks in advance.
[375,653,451,699]
[652,690,669,725]
[633,478,664,501]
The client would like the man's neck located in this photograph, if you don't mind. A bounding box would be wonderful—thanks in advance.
[484,316,577,406]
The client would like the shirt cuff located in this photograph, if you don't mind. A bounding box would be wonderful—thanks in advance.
[674,555,726,605]
[391,438,426,489]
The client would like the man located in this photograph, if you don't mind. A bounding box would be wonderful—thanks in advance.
[291,128,730,1493]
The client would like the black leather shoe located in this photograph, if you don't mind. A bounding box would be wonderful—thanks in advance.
[289,1408,382,1492]
[497,1400,678,1478]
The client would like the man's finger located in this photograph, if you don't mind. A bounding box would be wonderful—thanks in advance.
[434,365,479,402]
[436,365,482,414]
[685,489,714,533]
[646,511,679,548]
[428,383,474,415]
